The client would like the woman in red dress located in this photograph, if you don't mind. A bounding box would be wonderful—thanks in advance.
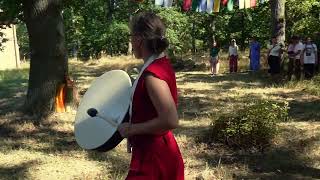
[117,12,184,179]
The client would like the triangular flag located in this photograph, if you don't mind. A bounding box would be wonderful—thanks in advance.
[244,0,250,8]
[183,0,192,11]
[250,0,256,7]
[207,0,214,13]
[239,0,244,9]
[199,0,207,12]
[164,0,173,7]
[213,0,221,12]
[155,0,164,6]
[227,0,234,11]
[192,0,200,11]
[222,0,228,6]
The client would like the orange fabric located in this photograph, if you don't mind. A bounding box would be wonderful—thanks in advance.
[55,84,66,113]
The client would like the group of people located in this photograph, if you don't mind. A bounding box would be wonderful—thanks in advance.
[209,37,260,76]
[268,36,318,80]
[209,36,319,80]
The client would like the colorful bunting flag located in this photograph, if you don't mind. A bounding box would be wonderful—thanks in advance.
[207,0,214,13]
[183,0,192,11]
[222,0,228,6]
[192,0,200,11]
[155,0,173,7]
[199,0,207,12]
[244,0,250,8]
[250,0,256,7]
[157,0,262,12]
[239,0,244,9]
[163,0,173,7]
[227,0,234,11]
[155,0,163,6]
[213,0,221,12]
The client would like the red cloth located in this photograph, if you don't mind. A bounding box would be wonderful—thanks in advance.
[250,0,256,7]
[182,0,192,11]
[229,55,238,72]
[126,56,184,180]
[222,0,228,6]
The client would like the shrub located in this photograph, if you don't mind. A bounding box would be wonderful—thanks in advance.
[207,100,289,151]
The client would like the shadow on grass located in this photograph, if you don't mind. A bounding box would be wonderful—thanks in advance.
[86,150,129,177]
[70,61,140,85]
[0,113,129,176]
[0,68,28,115]
[289,99,320,122]
[194,125,320,179]
[178,89,264,121]
[0,160,38,179]
[178,71,276,89]
[270,90,320,122]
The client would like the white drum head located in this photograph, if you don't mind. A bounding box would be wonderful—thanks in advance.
[74,70,132,150]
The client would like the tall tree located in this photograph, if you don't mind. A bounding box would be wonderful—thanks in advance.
[22,0,67,117]
[270,0,285,43]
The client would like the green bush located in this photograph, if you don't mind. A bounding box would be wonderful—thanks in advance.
[207,100,289,151]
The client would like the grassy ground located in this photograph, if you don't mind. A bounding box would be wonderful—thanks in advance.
[0,55,320,179]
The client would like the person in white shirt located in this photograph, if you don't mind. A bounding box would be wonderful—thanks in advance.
[267,36,283,75]
[228,39,239,73]
[292,36,304,80]
[302,37,318,79]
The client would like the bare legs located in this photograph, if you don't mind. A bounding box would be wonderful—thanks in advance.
[210,60,220,75]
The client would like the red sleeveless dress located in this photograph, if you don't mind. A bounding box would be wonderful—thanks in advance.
[126,56,184,180]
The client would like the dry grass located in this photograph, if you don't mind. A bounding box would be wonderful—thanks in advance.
[1,55,320,179]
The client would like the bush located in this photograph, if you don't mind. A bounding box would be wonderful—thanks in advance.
[207,100,289,151]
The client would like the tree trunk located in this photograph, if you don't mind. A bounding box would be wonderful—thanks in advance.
[270,0,286,44]
[106,0,115,22]
[192,22,196,55]
[23,0,67,118]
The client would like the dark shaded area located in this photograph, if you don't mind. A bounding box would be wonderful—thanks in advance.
[178,71,276,89]
[195,126,320,179]
[270,90,320,122]
[0,113,129,176]
[0,69,28,115]
[69,61,140,84]
[289,99,320,122]
[178,88,265,121]
[87,150,129,176]
[0,160,38,179]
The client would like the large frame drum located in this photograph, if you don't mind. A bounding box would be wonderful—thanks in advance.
[74,70,132,152]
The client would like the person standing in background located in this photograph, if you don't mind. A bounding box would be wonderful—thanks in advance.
[209,41,220,76]
[292,36,304,80]
[267,36,283,76]
[228,39,239,73]
[249,37,261,71]
[287,37,296,80]
[301,37,318,79]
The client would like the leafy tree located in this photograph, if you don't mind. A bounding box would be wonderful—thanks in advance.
[16,23,29,58]
[286,0,320,39]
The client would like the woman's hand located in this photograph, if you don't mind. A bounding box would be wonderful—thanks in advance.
[117,122,132,138]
